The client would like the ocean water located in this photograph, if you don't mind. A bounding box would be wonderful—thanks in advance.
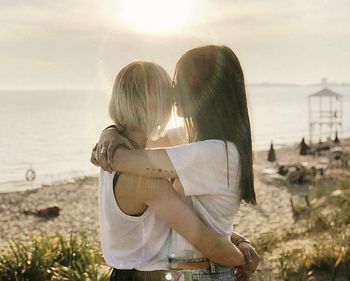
[248,86,350,147]
[0,86,349,192]
[0,90,110,192]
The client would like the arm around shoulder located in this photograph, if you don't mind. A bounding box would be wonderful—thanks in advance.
[110,148,178,178]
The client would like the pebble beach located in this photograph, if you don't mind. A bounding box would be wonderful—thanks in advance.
[1,140,349,279]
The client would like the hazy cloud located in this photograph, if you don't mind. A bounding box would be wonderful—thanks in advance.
[0,0,349,89]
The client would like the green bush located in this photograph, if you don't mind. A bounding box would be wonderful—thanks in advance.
[0,233,111,281]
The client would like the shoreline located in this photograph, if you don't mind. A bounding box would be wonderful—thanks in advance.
[0,174,97,195]
[0,139,303,195]
[2,135,349,195]
[0,170,99,194]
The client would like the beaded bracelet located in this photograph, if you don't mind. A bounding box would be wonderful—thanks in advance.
[234,237,251,247]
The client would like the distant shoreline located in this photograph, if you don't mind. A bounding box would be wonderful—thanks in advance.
[247,82,350,87]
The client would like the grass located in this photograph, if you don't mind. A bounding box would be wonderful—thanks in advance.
[277,231,350,280]
[251,232,282,255]
[0,232,111,281]
[252,175,350,281]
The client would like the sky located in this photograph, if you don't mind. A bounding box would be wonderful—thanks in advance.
[1,0,350,90]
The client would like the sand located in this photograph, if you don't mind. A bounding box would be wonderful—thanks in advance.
[0,177,100,249]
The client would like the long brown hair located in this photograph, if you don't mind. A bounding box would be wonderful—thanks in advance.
[174,45,256,204]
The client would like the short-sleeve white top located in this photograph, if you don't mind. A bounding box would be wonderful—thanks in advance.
[165,139,241,259]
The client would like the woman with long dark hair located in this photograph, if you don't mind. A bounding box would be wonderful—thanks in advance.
[93,45,258,280]
[172,45,255,205]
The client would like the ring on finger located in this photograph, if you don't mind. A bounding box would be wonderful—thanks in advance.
[100,147,107,155]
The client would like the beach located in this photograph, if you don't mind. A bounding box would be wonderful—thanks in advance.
[1,140,350,280]
[0,142,320,246]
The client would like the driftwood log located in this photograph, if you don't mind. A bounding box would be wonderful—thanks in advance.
[23,206,60,218]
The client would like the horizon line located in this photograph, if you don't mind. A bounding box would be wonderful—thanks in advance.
[1,81,350,92]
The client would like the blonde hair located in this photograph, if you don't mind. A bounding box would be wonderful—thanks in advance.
[109,61,173,140]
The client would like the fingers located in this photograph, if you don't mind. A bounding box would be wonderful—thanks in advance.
[249,248,261,272]
[234,268,251,281]
[97,141,113,173]
[107,142,118,167]
[107,137,135,166]
[94,127,135,173]
[239,252,259,273]
[239,271,251,281]
[252,248,261,261]
[244,248,253,264]
[238,242,260,272]
[122,138,135,150]
[234,269,242,281]
[91,144,100,166]
[91,152,99,166]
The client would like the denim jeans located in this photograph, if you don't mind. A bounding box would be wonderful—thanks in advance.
[168,266,236,281]
[167,257,236,281]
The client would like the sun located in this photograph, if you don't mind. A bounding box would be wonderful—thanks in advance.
[120,0,195,33]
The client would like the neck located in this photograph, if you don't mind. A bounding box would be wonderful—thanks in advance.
[125,129,147,149]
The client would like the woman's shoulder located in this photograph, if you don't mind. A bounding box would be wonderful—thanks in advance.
[192,139,239,155]
[166,139,239,159]
[198,140,240,166]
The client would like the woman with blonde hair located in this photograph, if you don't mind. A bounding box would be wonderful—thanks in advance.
[95,60,256,281]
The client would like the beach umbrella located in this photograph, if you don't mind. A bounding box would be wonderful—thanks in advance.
[334,131,340,144]
[267,142,276,162]
[299,137,310,156]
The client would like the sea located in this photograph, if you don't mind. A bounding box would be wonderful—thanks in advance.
[1,86,349,193]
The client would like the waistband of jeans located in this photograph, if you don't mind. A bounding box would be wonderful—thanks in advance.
[169,257,209,264]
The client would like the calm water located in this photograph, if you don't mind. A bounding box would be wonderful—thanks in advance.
[0,86,349,192]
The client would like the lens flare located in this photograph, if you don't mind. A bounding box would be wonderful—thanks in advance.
[121,0,195,33]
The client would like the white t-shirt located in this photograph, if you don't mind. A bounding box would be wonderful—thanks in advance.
[165,139,241,259]
[99,170,171,270]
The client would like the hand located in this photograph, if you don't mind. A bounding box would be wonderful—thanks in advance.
[91,127,134,173]
[237,242,260,273]
[234,267,251,281]
[91,143,99,166]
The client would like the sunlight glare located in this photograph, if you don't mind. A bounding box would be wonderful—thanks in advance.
[121,0,195,33]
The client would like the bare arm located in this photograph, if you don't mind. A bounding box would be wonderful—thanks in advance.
[128,176,246,267]
[110,148,178,178]
[92,127,180,177]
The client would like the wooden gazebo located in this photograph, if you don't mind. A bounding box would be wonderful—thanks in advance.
[308,88,343,144]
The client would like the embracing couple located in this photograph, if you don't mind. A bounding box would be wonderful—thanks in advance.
[91,45,260,281]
